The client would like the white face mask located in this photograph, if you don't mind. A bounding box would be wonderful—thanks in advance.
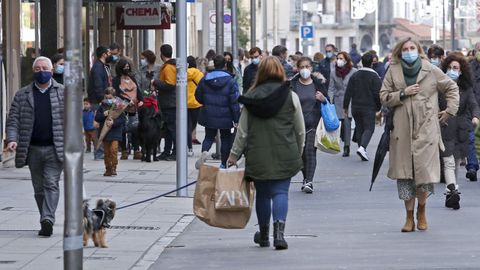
[300,68,311,79]
[337,59,346,68]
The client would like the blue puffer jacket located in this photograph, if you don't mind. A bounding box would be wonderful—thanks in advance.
[195,70,241,129]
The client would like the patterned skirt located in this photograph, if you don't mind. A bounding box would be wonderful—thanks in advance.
[397,179,434,200]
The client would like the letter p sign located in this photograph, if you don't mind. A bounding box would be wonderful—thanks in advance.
[301,26,314,39]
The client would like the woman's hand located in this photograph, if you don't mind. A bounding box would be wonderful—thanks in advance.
[227,155,238,167]
[404,84,420,96]
[104,110,109,117]
[438,110,450,125]
[138,101,144,107]
[315,91,326,102]
[473,117,479,126]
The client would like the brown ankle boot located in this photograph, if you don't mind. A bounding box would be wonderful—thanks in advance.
[111,165,117,176]
[401,210,415,232]
[120,150,129,160]
[103,168,112,176]
[417,203,428,230]
[133,151,142,160]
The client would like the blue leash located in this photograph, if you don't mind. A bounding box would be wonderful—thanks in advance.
[116,181,197,210]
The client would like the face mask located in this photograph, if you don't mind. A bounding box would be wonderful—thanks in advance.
[55,65,64,74]
[111,55,119,62]
[326,52,333,59]
[446,69,460,81]
[401,50,419,64]
[122,68,131,75]
[140,59,147,66]
[299,68,311,79]
[430,58,440,66]
[33,71,52,84]
[336,59,346,68]
[252,58,260,65]
[106,98,114,105]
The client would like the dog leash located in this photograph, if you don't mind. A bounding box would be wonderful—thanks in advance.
[116,181,197,210]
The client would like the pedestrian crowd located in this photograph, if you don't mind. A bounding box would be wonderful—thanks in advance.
[6,38,480,250]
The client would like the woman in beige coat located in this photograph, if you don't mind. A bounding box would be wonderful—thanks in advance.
[379,38,459,232]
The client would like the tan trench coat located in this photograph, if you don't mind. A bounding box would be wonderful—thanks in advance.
[379,59,459,185]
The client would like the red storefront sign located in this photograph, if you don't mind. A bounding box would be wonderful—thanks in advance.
[116,5,171,30]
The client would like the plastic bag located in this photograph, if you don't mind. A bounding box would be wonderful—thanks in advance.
[315,118,341,154]
[320,100,340,132]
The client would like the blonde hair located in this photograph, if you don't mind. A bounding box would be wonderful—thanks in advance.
[104,87,116,97]
[391,37,427,63]
[249,56,286,91]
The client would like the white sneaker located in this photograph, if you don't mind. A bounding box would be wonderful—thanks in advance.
[356,146,369,161]
[195,151,208,169]
[188,149,194,157]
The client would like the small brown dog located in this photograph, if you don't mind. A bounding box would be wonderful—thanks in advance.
[83,199,116,248]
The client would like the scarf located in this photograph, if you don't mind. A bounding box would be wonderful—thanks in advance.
[400,57,422,86]
[335,65,351,79]
[142,96,158,113]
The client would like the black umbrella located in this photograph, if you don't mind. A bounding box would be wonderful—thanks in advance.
[370,110,394,191]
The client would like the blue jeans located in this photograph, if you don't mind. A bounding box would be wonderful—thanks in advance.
[254,179,291,226]
[466,130,479,171]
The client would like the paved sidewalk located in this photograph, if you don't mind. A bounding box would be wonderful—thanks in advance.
[0,140,213,270]
[151,129,480,270]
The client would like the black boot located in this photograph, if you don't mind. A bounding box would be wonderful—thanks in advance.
[342,146,350,157]
[273,221,288,250]
[445,184,461,210]
[466,169,477,181]
[253,225,270,247]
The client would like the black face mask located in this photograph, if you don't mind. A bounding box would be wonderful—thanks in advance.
[106,55,114,64]
[121,68,131,76]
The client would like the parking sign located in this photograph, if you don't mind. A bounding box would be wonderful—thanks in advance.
[300,25,314,39]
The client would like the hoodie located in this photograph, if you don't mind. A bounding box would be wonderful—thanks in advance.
[195,70,240,129]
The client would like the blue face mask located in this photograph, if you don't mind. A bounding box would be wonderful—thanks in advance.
[326,52,334,59]
[112,55,119,62]
[55,65,64,74]
[33,71,52,84]
[402,50,419,64]
[447,69,460,81]
[106,98,114,105]
[430,58,440,66]
[252,58,260,65]
[140,59,147,66]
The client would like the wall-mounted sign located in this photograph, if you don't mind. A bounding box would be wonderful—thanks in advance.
[116,4,171,30]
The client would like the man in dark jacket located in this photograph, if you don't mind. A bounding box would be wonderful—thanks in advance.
[349,43,361,68]
[466,42,480,181]
[343,52,382,161]
[153,44,177,161]
[272,45,295,79]
[242,47,262,94]
[6,56,64,237]
[88,46,112,105]
[315,44,336,88]
[194,55,240,168]
[88,46,112,160]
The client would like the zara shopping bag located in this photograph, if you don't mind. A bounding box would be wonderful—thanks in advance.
[215,167,253,211]
[315,118,341,154]
[193,165,254,229]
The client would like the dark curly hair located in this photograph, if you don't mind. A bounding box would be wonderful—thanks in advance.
[441,52,472,90]
[115,58,133,77]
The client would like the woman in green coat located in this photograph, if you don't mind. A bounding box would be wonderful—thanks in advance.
[228,56,305,250]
